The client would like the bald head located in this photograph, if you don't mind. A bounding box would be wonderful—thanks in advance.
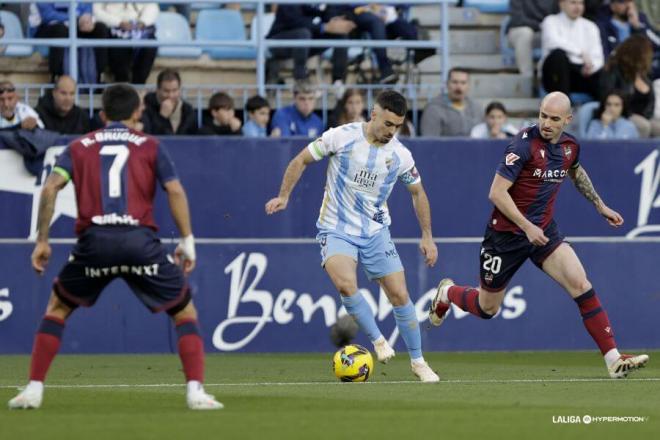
[53,75,76,115]
[538,92,573,143]
[541,92,572,117]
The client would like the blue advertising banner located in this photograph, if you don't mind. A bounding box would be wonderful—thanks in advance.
[1,241,658,353]
[0,138,659,353]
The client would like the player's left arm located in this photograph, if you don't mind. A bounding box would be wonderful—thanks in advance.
[32,172,69,274]
[569,164,624,227]
[163,179,196,274]
[407,182,437,267]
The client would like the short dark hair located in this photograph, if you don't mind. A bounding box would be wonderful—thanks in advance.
[209,92,234,111]
[156,69,181,88]
[102,84,140,121]
[485,101,507,116]
[375,90,407,117]
[246,95,270,113]
[447,67,469,81]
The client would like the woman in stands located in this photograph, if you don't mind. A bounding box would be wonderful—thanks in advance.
[603,34,659,138]
[469,101,519,139]
[331,89,367,127]
[585,90,639,139]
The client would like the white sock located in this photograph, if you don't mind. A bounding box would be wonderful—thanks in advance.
[411,356,425,365]
[604,348,621,367]
[187,380,203,395]
[440,284,450,304]
[27,381,44,393]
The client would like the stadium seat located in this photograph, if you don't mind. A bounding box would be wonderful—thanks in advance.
[155,12,202,58]
[196,9,255,60]
[464,0,510,13]
[0,10,33,57]
[577,101,600,138]
[249,12,275,58]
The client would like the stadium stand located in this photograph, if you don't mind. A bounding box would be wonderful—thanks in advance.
[154,11,202,58]
[0,10,33,57]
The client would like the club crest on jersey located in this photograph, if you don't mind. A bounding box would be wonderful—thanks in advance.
[505,153,520,166]
[385,157,393,170]
[564,146,572,158]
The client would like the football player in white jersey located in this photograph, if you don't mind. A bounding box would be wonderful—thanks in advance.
[266,90,440,382]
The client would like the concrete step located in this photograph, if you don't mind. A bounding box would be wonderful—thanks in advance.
[417,53,509,72]
[428,29,500,53]
[417,72,533,98]
[475,98,540,116]
[411,5,506,27]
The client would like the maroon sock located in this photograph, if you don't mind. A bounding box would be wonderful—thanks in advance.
[447,285,494,319]
[29,315,65,382]
[574,289,617,355]
[176,319,204,382]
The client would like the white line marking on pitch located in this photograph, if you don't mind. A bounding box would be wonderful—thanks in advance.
[1,378,659,389]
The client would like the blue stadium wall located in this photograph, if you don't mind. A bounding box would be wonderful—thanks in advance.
[1,137,659,353]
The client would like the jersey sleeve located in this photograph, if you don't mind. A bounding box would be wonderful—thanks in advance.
[307,127,340,161]
[155,142,178,186]
[495,136,531,182]
[52,145,73,182]
[571,142,581,169]
[397,147,421,185]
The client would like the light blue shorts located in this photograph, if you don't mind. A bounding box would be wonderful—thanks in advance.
[316,228,404,280]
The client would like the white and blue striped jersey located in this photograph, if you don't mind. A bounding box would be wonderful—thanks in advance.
[308,122,420,238]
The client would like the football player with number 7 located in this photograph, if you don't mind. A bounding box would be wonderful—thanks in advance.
[9,84,222,410]
[429,92,648,379]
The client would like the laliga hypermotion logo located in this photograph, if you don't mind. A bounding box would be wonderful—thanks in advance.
[0,147,77,239]
[628,149,660,238]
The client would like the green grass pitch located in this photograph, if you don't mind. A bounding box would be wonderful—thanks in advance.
[0,351,658,440]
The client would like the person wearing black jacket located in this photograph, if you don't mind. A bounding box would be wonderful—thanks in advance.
[141,69,197,135]
[36,76,90,135]
[267,4,355,83]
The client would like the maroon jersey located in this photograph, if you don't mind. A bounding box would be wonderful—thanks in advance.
[490,125,580,233]
[53,123,178,235]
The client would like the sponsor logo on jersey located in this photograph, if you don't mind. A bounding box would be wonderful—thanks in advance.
[353,168,378,190]
[505,153,520,166]
[533,168,568,182]
[84,263,159,278]
[91,213,140,226]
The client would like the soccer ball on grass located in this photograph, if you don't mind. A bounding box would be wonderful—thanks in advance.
[332,344,374,382]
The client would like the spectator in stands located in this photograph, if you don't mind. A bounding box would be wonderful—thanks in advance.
[0,80,44,131]
[506,0,558,77]
[93,3,159,84]
[596,0,659,79]
[540,0,604,101]
[270,81,323,137]
[32,3,109,83]
[585,90,639,139]
[200,92,242,136]
[336,5,400,84]
[603,34,660,137]
[35,75,90,135]
[141,69,197,135]
[470,101,519,139]
[420,67,481,137]
[267,4,354,86]
[331,89,366,127]
[242,95,271,138]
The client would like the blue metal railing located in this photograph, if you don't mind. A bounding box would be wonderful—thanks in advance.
[1,0,452,96]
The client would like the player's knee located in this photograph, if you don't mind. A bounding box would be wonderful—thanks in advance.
[571,279,592,296]
[336,281,358,297]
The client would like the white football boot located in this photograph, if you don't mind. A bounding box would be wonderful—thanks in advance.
[608,354,649,379]
[373,337,396,364]
[429,278,454,327]
[411,359,440,383]
[8,385,43,410]
[187,390,224,410]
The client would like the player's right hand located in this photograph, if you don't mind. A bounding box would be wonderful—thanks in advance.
[523,224,549,246]
[31,241,51,275]
[265,197,288,214]
[174,235,196,275]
